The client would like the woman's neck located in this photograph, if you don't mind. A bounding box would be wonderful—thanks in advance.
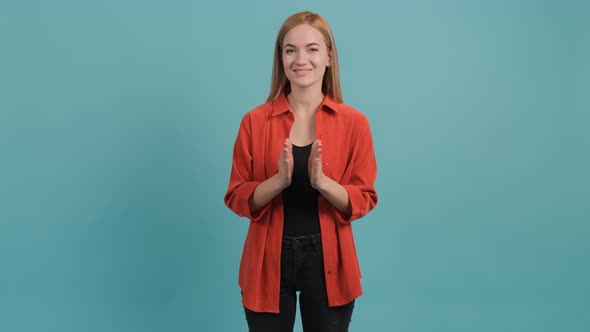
[287,87,324,115]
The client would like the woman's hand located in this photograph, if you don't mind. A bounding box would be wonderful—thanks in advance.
[308,139,327,190]
[277,138,294,189]
[248,138,293,213]
[308,138,352,215]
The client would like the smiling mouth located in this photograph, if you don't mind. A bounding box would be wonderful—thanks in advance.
[294,69,312,75]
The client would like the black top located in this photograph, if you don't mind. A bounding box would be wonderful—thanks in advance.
[282,143,321,236]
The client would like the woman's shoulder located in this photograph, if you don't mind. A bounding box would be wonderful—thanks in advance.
[335,101,370,125]
[242,99,274,120]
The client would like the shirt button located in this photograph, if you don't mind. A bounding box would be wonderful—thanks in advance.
[327,270,332,275]
[324,162,328,166]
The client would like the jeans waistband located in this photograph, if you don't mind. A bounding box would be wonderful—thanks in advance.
[282,233,321,247]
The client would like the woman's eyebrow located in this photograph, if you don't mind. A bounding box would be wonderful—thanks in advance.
[284,42,321,48]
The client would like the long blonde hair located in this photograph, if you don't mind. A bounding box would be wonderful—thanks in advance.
[266,11,343,103]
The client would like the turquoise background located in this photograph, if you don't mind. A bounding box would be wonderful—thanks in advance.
[1,1,589,331]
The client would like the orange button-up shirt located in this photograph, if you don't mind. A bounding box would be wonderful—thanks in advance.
[224,92,378,313]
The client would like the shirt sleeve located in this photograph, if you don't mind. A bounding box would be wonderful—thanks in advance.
[334,113,378,224]
[224,114,271,221]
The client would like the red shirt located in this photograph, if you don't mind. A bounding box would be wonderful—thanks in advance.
[224,92,378,313]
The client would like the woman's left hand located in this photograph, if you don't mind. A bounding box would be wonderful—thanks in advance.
[308,139,327,190]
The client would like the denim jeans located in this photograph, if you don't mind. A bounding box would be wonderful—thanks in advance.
[244,233,355,332]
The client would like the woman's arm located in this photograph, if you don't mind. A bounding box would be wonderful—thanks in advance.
[249,139,294,211]
[309,139,352,215]
[308,113,378,223]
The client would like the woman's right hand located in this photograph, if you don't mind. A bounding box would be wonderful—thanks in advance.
[277,138,293,189]
[247,138,293,212]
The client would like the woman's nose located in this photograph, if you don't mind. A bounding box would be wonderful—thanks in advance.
[295,51,307,64]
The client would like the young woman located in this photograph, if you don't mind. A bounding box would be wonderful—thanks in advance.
[224,11,378,332]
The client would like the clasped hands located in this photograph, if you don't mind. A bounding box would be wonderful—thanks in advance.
[277,138,326,191]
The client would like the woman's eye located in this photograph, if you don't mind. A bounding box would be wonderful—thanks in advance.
[285,49,294,54]
[309,48,318,52]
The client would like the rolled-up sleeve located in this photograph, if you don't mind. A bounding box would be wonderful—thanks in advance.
[334,113,378,224]
[224,114,271,221]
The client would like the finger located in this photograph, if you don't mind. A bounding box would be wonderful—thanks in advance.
[311,139,319,156]
[281,138,289,159]
[280,145,288,161]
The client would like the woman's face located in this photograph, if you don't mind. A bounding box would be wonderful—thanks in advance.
[282,24,331,92]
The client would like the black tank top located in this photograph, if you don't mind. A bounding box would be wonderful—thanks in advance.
[282,143,321,236]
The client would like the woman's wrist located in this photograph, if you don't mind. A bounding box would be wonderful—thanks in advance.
[273,173,290,192]
[312,174,330,193]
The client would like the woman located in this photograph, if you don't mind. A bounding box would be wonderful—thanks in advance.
[224,11,378,331]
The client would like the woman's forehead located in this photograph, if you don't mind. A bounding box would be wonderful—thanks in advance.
[283,24,325,46]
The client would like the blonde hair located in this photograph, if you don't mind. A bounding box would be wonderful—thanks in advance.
[266,11,343,103]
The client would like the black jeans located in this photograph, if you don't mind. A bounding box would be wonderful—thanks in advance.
[244,233,355,332]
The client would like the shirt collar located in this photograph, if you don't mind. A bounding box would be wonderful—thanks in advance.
[271,92,340,117]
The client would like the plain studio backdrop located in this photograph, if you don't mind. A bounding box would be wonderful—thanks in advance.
[1,1,589,331]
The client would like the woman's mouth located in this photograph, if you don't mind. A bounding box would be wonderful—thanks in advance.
[294,69,312,76]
